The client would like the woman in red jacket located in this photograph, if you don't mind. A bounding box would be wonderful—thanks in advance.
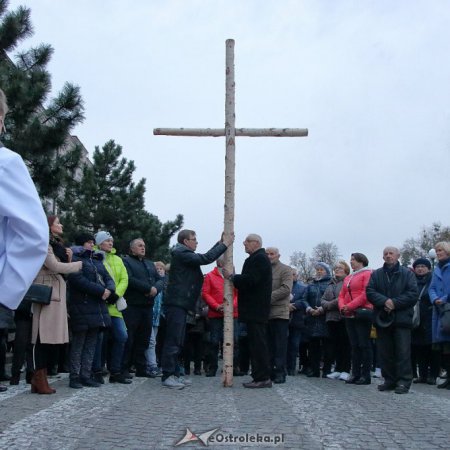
[338,253,373,385]
[202,258,238,377]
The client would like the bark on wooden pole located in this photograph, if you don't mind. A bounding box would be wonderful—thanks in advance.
[222,38,235,387]
[154,128,308,137]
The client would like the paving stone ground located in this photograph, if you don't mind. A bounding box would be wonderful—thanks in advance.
[0,372,449,449]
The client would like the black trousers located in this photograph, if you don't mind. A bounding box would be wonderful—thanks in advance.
[346,318,373,379]
[161,305,187,379]
[11,318,33,377]
[122,305,153,373]
[268,319,289,377]
[246,321,271,382]
[326,320,351,373]
[377,326,412,387]
[411,344,440,379]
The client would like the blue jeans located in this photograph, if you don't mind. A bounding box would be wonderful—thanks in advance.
[287,327,302,372]
[110,317,128,374]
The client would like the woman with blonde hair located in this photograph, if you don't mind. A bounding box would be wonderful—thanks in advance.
[429,241,450,389]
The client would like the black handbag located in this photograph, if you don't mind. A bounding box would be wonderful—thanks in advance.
[354,307,374,321]
[439,303,450,334]
[24,284,53,305]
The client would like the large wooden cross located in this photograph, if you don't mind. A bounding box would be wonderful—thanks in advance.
[154,39,308,387]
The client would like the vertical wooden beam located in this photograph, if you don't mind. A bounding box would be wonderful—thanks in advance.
[222,39,235,387]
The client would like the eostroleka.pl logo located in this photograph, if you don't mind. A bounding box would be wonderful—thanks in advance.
[175,428,285,447]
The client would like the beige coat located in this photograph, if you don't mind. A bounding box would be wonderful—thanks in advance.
[269,261,293,320]
[31,245,82,344]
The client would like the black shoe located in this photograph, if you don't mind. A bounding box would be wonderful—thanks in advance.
[378,382,396,391]
[205,370,216,377]
[47,367,58,377]
[426,377,436,385]
[437,379,450,389]
[80,377,101,387]
[193,369,202,376]
[121,370,133,379]
[287,370,295,376]
[69,377,83,389]
[0,384,7,392]
[233,370,246,376]
[345,375,359,384]
[135,371,156,378]
[298,367,309,375]
[273,376,286,384]
[109,373,132,384]
[355,377,371,385]
[0,374,11,382]
[306,369,320,378]
[93,372,105,384]
[9,374,20,385]
[394,385,409,394]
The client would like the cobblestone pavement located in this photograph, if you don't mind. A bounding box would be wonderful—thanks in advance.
[0,372,449,449]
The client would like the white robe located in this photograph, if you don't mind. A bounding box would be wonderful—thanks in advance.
[0,147,48,309]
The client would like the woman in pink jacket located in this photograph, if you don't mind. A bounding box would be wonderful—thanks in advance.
[338,253,373,385]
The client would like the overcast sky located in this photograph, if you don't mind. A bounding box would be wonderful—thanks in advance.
[7,0,450,271]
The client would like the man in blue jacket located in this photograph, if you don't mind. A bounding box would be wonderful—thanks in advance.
[161,229,233,389]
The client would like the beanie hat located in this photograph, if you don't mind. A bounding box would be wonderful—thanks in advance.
[314,262,332,277]
[74,232,95,246]
[95,230,113,246]
[412,257,432,270]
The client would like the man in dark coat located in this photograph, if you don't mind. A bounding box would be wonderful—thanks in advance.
[122,238,163,378]
[224,234,273,388]
[161,229,233,389]
[366,246,418,394]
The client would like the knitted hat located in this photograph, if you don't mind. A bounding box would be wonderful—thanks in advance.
[412,257,432,270]
[74,232,95,246]
[95,230,113,246]
[314,262,332,277]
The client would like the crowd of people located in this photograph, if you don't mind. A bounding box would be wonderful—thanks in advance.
[1,85,450,395]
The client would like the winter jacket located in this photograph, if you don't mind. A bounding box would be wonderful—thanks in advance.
[32,245,81,344]
[232,248,272,323]
[289,280,307,329]
[412,272,433,345]
[302,276,331,338]
[123,255,163,308]
[366,263,418,329]
[269,261,293,320]
[165,242,227,313]
[429,260,450,343]
[68,248,114,332]
[202,267,238,319]
[97,248,129,318]
[338,268,373,317]
[321,277,345,322]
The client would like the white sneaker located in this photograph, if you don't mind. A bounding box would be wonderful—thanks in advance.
[373,368,382,378]
[162,375,185,389]
[339,372,350,381]
[177,376,192,386]
[326,371,341,380]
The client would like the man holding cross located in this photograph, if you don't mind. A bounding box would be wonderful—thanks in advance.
[161,229,234,389]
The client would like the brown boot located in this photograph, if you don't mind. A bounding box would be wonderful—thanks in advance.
[30,369,56,394]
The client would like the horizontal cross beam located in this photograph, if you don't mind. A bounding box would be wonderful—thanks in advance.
[153,127,308,137]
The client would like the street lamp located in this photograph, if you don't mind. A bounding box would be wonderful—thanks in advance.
[428,248,437,269]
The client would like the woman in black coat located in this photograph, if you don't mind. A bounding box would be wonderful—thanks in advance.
[68,233,115,388]
[411,258,439,384]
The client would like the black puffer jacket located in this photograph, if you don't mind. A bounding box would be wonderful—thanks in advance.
[366,263,418,329]
[165,242,227,313]
[233,248,272,323]
[123,255,163,307]
[68,248,114,332]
